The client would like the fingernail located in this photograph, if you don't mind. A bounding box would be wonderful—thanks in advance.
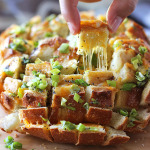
[67,22,76,35]
[109,16,123,32]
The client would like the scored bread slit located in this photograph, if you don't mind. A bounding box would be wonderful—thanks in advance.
[77,20,109,71]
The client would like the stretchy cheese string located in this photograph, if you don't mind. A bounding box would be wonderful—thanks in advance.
[77,24,108,71]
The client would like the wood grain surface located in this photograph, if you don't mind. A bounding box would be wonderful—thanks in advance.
[0,104,150,150]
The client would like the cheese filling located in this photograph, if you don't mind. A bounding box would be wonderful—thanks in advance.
[77,20,109,71]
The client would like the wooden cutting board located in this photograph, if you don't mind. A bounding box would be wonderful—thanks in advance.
[0,105,150,150]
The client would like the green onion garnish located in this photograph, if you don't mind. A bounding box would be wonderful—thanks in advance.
[107,80,116,88]
[34,41,39,48]
[4,68,14,77]
[35,58,43,64]
[76,123,86,132]
[74,79,89,87]
[18,88,23,98]
[139,46,147,55]
[70,84,80,94]
[44,32,53,38]
[10,26,25,35]
[46,14,56,22]
[83,102,89,110]
[135,72,145,81]
[21,57,30,65]
[121,83,136,91]
[66,105,76,111]
[58,43,69,54]
[9,38,26,52]
[120,109,128,117]
[11,142,22,149]
[131,54,143,70]
[60,121,76,131]
[61,97,67,107]
[91,98,99,105]
[38,103,41,107]
[73,93,83,103]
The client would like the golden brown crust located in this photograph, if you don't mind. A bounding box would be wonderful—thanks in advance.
[80,20,108,31]
[19,107,48,124]
[22,90,47,108]
[22,125,53,142]
[85,106,112,125]
[50,125,78,144]
[115,87,143,110]
[85,86,117,109]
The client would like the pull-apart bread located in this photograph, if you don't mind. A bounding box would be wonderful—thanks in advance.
[0,12,150,146]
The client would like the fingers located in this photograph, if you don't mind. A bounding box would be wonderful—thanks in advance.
[107,0,138,32]
[59,0,80,34]
[79,0,101,2]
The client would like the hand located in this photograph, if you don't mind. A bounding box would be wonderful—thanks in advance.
[59,0,138,34]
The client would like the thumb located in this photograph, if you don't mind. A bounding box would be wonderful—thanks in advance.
[59,0,80,34]
[107,0,138,32]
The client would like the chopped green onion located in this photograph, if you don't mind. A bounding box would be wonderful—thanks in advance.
[120,109,128,117]
[137,80,147,87]
[83,102,89,110]
[60,121,76,131]
[51,75,59,87]
[38,103,41,107]
[35,58,43,64]
[61,97,67,107]
[130,109,138,118]
[127,109,138,128]
[21,82,28,89]
[146,68,150,79]
[18,88,23,98]
[91,98,99,105]
[127,121,135,128]
[51,69,60,75]
[74,93,80,102]
[11,142,22,149]
[45,32,53,38]
[70,84,80,94]
[39,74,46,78]
[10,26,26,35]
[113,40,122,49]
[107,80,116,88]
[21,57,30,65]
[58,43,69,54]
[74,79,89,87]
[139,46,147,55]
[46,14,56,22]
[87,127,99,131]
[9,38,26,52]
[4,68,14,77]
[34,41,39,48]
[131,54,143,70]
[76,123,85,132]
[66,105,76,111]
[92,53,97,68]
[73,93,83,103]
[53,65,63,70]
[135,72,145,81]
[4,136,14,145]
[129,45,135,50]
[121,83,136,91]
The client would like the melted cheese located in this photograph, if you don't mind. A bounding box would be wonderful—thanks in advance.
[77,20,109,71]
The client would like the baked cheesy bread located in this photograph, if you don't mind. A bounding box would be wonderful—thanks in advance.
[0,12,150,146]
